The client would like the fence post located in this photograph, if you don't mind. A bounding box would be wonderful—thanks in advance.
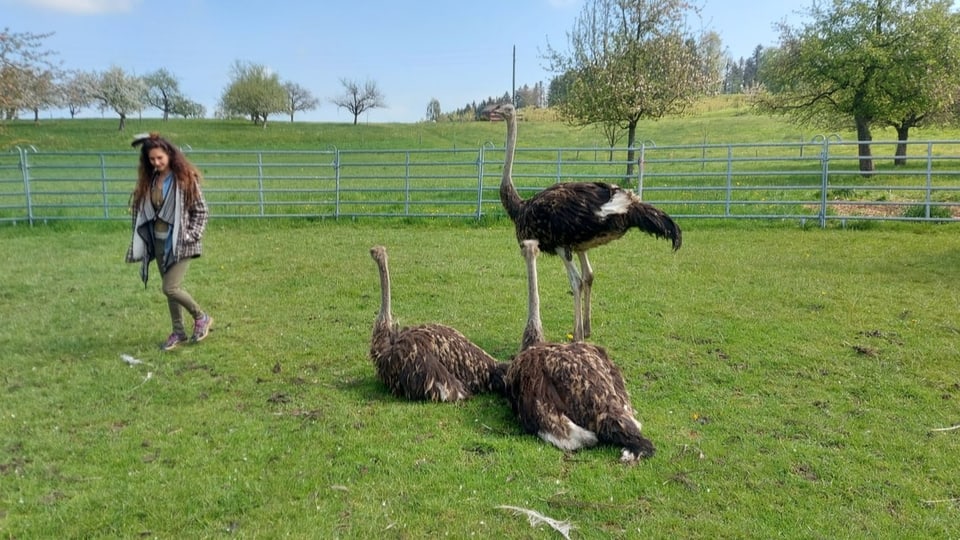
[404,151,411,216]
[925,142,934,219]
[257,152,265,217]
[329,145,340,219]
[18,147,35,225]
[99,154,110,219]
[476,143,494,220]
[637,143,647,197]
[819,137,830,228]
[725,145,733,217]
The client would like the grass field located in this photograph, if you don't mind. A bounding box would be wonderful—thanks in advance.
[1,217,959,538]
[9,95,960,153]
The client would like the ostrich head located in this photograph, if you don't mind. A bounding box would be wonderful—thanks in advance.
[489,102,516,121]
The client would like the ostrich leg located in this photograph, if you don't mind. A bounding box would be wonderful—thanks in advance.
[578,251,594,339]
[560,253,585,342]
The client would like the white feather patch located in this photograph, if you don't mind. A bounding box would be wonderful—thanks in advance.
[595,191,632,218]
[539,418,598,451]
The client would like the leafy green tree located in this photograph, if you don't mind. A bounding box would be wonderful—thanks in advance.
[170,94,205,118]
[220,61,286,127]
[547,71,576,108]
[757,0,960,172]
[331,78,386,125]
[543,0,713,179]
[282,81,319,122]
[143,68,189,121]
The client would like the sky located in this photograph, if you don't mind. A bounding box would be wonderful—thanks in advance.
[3,0,815,123]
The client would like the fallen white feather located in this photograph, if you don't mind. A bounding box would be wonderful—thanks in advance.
[120,354,145,366]
[497,505,574,539]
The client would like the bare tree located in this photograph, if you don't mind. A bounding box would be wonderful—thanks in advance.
[282,81,319,122]
[331,78,386,124]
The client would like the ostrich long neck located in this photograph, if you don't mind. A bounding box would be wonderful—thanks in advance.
[499,112,523,222]
[521,242,544,350]
[374,252,393,330]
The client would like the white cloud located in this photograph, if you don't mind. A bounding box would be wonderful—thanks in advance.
[10,0,140,15]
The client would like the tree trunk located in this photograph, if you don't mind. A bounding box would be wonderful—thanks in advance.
[118,113,126,131]
[855,116,874,175]
[894,125,910,166]
[624,119,638,182]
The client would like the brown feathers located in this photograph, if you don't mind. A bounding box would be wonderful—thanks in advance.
[369,245,506,402]
[503,240,655,462]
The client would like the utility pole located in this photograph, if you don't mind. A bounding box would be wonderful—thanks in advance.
[512,45,516,106]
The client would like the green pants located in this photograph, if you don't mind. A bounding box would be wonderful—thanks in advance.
[155,238,203,335]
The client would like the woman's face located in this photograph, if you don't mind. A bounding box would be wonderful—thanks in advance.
[148,147,170,175]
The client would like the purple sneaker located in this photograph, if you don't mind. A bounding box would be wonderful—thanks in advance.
[191,314,213,343]
[162,332,188,351]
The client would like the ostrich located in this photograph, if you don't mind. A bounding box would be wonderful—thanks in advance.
[491,102,681,342]
[503,239,655,462]
[369,245,507,402]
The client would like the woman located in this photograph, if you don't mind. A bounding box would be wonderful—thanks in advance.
[126,132,213,351]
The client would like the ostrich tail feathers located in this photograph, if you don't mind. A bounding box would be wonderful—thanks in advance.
[630,202,682,250]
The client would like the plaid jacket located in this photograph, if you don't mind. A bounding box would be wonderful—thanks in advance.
[125,182,208,285]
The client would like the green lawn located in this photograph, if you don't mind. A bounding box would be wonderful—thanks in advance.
[1,218,958,538]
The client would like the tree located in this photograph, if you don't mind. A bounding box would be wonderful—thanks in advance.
[543,0,713,179]
[84,66,145,131]
[170,94,205,118]
[282,81,319,122]
[19,67,59,123]
[143,68,187,121]
[698,31,727,96]
[547,71,577,107]
[331,78,386,124]
[425,98,441,122]
[516,83,546,109]
[219,60,286,127]
[0,28,60,121]
[756,0,960,172]
[61,70,94,118]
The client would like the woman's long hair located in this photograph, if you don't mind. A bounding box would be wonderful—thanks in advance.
[129,132,203,212]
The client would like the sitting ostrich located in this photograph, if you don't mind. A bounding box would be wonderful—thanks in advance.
[502,239,655,462]
[369,245,506,401]
[492,102,681,341]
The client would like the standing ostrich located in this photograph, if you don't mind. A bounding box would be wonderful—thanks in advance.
[492,102,682,341]
[369,245,506,401]
[503,239,655,462]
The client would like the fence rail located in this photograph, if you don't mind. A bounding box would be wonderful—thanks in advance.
[2,139,959,226]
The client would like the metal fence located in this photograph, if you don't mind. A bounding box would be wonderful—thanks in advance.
[2,138,959,226]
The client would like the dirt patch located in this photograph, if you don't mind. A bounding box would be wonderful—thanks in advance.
[804,202,960,218]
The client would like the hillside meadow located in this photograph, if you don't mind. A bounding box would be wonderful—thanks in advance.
[1,100,959,537]
[6,95,960,153]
